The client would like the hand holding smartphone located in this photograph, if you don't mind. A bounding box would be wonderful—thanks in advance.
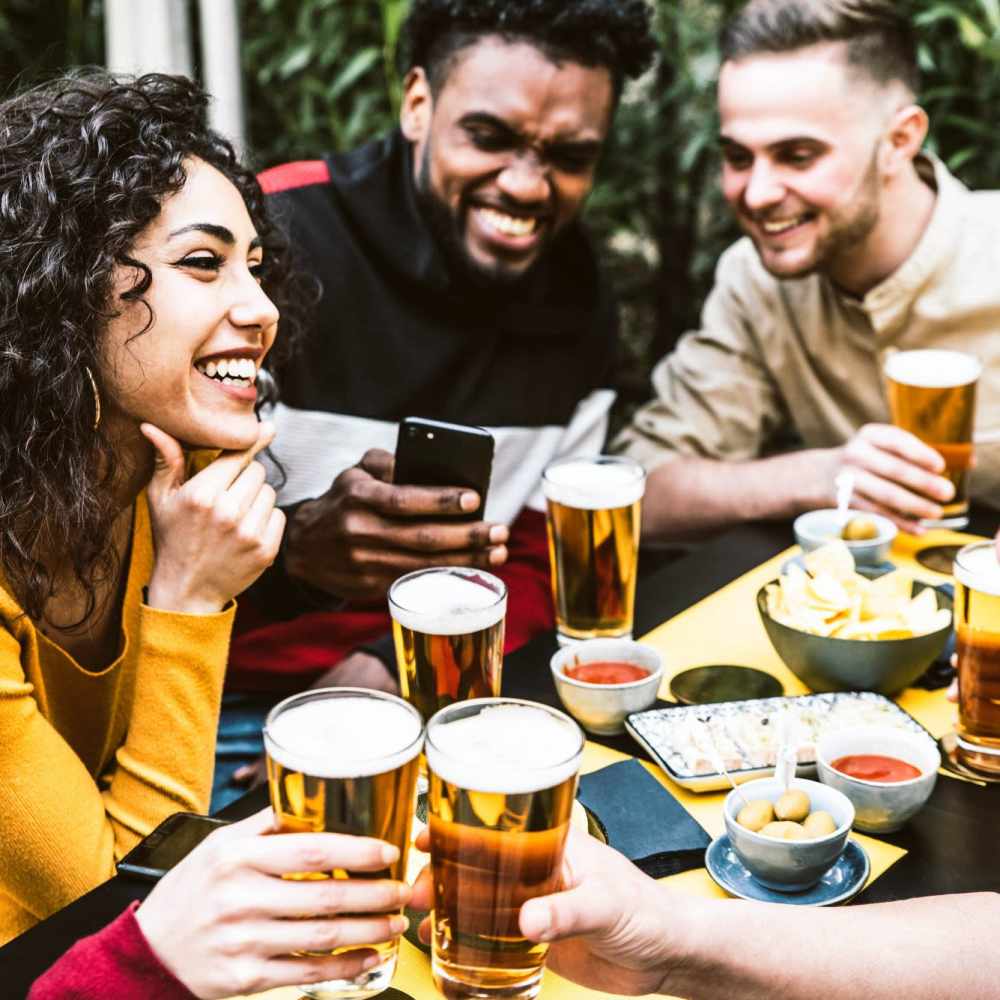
[393,417,494,522]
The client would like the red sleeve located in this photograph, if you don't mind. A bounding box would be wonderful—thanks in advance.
[28,902,196,1000]
[493,507,555,652]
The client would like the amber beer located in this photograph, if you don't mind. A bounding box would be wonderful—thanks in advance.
[884,349,981,528]
[263,688,423,1000]
[542,455,645,643]
[389,568,506,722]
[954,542,1000,775]
[426,699,584,999]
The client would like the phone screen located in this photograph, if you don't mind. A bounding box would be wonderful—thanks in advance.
[116,812,228,881]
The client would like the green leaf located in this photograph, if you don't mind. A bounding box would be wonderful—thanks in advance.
[948,147,978,172]
[976,0,1000,32]
[327,46,380,102]
[959,14,988,47]
[278,43,313,79]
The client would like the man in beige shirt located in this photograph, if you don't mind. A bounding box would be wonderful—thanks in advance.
[617,0,1000,540]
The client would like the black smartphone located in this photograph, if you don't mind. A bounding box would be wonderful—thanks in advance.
[116,812,228,882]
[393,417,494,522]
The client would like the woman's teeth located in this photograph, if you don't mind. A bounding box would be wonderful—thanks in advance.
[195,357,257,385]
[477,206,538,237]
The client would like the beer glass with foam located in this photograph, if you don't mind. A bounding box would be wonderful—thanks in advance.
[954,541,1000,775]
[263,688,424,999]
[542,455,645,644]
[884,349,981,528]
[426,698,584,999]
[389,567,506,723]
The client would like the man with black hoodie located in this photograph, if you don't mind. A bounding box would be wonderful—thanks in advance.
[213,1,656,804]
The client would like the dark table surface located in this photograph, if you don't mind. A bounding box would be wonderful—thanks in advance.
[5,516,1000,995]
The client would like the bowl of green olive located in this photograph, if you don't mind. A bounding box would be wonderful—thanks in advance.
[723,777,854,892]
[794,508,897,566]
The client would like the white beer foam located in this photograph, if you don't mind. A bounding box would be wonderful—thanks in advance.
[390,571,506,635]
[884,350,982,389]
[542,458,645,510]
[427,704,582,794]
[955,543,1000,598]
[265,697,423,778]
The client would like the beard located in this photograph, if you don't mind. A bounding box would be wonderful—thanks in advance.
[751,150,882,281]
[413,141,547,290]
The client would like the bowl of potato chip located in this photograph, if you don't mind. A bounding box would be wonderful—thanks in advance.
[757,541,953,695]
[794,508,897,565]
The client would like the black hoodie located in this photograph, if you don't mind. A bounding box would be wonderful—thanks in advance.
[227,129,618,688]
[266,128,617,430]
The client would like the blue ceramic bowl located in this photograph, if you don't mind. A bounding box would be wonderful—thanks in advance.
[723,777,854,892]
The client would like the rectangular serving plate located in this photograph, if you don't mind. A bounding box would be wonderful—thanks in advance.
[625,691,935,793]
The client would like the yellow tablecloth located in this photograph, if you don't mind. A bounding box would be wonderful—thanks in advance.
[243,529,975,1000]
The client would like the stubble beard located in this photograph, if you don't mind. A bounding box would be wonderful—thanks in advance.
[753,152,882,281]
[413,140,545,290]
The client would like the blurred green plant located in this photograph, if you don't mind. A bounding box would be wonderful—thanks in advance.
[2,0,998,414]
[240,0,403,163]
[0,0,103,94]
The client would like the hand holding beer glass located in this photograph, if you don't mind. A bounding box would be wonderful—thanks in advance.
[884,349,981,529]
[542,455,645,644]
[953,541,1000,775]
[425,698,585,999]
[263,688,423,999]
[389,567,506,722]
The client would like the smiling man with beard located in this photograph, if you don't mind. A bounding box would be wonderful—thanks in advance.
[212,0,656,808]
[618,0,1000,541]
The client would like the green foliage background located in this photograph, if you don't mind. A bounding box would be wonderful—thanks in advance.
[3,0,1000,412]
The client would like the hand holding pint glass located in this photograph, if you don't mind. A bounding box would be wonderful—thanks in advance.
[953,542,1000,775]
[263,689,424,999]
[425,698,585,999]
[884,349,981,529]
[542,455,645,644]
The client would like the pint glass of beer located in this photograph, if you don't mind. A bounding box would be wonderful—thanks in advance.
[884,349,981,528]
[389,567,506,723]
[542,455,645,644]
[954,541,1000,775]
[425,698,584,999]
[263,688,424,999]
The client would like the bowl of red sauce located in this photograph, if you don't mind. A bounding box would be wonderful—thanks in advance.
[816,725,940,833]
[550,639,663,735]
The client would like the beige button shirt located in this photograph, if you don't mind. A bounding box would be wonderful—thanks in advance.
[616,156,1000,508]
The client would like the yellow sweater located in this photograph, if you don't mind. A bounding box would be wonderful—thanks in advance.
[0,492,235,942]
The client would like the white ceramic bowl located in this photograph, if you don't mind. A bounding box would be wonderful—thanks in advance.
[723,777,854,892]
[816,725,940,833]
[549,639,662,735]
[793,508,897,565]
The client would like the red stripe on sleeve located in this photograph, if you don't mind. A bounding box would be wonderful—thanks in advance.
[257,160,331,195]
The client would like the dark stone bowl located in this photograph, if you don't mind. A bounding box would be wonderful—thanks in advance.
[756,581,953,696]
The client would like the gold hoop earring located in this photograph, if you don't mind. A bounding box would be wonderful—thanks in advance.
[84,366,101,431]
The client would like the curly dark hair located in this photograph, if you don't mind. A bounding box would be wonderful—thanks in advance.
[399,0,657,100]
[0,70,301,625]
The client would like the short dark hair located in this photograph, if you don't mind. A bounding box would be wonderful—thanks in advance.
[0,71,300,624]
[720,0,919,94]
[399,0,657,101]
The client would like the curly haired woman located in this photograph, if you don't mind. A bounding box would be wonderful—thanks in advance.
[3,72,413,997]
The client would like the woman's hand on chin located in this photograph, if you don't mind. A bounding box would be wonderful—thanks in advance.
[142,421,285,614]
